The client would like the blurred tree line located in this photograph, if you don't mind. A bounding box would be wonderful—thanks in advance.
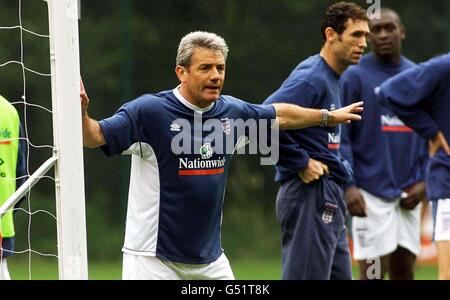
[0,0,448,264]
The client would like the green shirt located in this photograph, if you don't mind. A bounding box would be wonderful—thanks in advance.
[0,95,20,238]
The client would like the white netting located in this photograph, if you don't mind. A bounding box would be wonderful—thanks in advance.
[0,0,59,279]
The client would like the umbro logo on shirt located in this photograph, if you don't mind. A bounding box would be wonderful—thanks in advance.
[170,123,182,132]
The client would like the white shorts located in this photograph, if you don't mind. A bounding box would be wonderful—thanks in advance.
[122,253,235,280]
[352,189,421,260]
[433,199,450,242]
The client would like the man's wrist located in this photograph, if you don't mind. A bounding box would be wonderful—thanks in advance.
[320,109,330,127]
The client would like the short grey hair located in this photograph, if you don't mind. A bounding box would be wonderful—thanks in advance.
[176,31,229,67]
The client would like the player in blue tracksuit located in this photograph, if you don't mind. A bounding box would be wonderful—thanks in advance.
[264,3,370,280]
[340,8,428,280]
[80,31,363,280]
[379,52,450,280]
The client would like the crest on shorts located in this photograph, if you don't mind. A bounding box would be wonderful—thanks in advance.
[355,227,368,248]
[442,213,450,232]
[322,202,338,224]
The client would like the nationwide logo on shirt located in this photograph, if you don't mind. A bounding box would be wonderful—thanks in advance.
[328,133,341,150]
[380,115,413,133]
[0,128,12,145]
[178,143,226,176]
[327,104,340,150]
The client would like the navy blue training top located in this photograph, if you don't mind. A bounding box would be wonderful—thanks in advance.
[99,88,276,263]
[340,54,428,200]
[264,54,352,184]
[379,53,450,201]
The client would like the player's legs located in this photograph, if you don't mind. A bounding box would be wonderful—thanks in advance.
[276,177,348,280]
[330,226,352,280]
[122,252,235,280]
[122,253,183,280]
[358,256,389,280]
[436,242,450,280]
[421,199,429,223]
[389,247,416,280]
[276,177,322,279]
[433,199,450,280]
[0,237,14,280]
[0,258,11,280]
[171,253,235,280]
[389,203,421,280]
[352,190,399,279]
[199,253,235,280]
[352,190,399,260]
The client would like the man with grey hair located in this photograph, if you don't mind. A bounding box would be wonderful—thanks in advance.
[177,31,229,67]
[80,31,363,280]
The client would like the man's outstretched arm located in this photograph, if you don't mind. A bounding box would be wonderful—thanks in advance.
[273,101,364,130]
[80,80,106,148]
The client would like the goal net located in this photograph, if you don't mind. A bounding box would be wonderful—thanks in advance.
[0,0,87,280]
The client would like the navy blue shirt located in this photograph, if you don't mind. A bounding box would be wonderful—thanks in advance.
[99,89,276,263]
[340,54,428,199]
[264,54,352,184]
[379,53,450,201]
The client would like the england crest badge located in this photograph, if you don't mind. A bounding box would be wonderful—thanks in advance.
[221,118,231,135]
[322,202,338,224]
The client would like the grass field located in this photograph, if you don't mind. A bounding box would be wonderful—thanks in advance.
[7,257,438,280]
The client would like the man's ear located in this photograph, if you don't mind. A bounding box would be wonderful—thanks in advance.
[400,25,406,40]
[325,27,338,43]
[175,65,187,83]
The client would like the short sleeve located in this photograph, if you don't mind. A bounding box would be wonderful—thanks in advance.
[240,103,276,121]
[99,104,140,157]
[264,79,319,107]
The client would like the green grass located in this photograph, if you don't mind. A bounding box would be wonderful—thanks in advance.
[232,260,438,280]
[8,257,122,280]
[7,257,437,280]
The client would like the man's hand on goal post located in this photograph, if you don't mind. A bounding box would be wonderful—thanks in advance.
[80,78,89,113]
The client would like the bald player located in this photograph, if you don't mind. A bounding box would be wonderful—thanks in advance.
[340,8,428,279]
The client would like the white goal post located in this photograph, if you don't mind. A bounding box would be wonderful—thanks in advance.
[47,0,88,280]
[0,0,88,279]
